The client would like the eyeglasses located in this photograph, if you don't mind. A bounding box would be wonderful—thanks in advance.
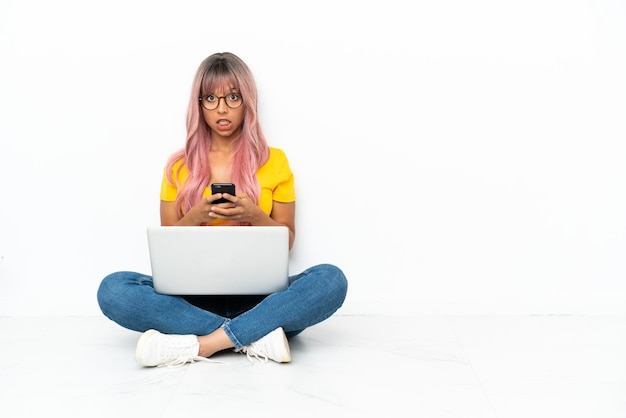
[198,93,243,110]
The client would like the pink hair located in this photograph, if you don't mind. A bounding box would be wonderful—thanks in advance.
[165,52,269,217]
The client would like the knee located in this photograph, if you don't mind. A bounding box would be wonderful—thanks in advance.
[96,272,119,314]
[96,271,135,314]
[316,263,348,301]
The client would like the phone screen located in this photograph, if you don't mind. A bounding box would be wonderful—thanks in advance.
[211,183,236,204]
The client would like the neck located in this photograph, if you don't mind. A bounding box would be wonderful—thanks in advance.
[210,136,237,154]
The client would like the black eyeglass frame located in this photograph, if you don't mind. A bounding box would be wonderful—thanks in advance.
[198,93,244,110]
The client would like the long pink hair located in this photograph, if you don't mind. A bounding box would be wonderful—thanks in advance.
[165,52,269,217]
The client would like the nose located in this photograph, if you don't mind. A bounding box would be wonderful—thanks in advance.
[216,97,228,112]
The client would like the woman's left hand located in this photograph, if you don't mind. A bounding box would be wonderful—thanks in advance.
[209,193,296,249]
[208,193,263,224]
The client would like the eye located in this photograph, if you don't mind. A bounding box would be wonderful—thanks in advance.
[205,94,217,102]
[228,93,240,101]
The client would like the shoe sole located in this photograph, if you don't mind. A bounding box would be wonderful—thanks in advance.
[135,329,159,366]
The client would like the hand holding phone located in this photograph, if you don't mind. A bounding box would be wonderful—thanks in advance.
[211,183,236,204]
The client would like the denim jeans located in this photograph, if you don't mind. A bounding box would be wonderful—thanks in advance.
[97,263,348,350]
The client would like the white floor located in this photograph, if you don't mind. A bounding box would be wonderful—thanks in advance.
[1,314,625,418]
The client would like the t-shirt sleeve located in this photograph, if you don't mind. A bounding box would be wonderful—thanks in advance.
[159,160,184,201]
[272,151,296,203]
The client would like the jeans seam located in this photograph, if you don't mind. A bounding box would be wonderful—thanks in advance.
[221,320,243,350]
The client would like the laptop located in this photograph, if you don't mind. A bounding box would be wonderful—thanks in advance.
[146,226,290,295]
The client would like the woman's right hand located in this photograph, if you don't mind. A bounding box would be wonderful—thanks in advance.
[160,195,232,226]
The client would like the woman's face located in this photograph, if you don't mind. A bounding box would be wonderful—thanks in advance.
[200,85,245,140]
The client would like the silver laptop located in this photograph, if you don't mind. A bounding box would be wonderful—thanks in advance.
[147,226,290,295]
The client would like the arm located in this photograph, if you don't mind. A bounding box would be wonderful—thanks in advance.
[160,195,223,226]
[160,195,296,250]
[208,195,296,250]
[258,200,296,250]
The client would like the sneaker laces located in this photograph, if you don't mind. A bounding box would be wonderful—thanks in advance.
[241,344,270,364]
[155,340,222,368]
[159,355,222,368]
[236,328,290,364]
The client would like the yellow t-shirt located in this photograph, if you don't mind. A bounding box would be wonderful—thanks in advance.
[160,147,296,217]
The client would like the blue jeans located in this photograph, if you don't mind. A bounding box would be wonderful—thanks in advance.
[97,263,348,350]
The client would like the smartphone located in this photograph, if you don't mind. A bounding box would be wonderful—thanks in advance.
[211,183,236,204]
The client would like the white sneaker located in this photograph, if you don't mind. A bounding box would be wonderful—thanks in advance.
[239,327,291,363]
[135,329,211,367]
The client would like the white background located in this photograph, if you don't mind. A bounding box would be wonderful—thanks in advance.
[1,0,625,316]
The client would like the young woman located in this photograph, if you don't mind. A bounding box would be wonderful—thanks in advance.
[97,52,348,367]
